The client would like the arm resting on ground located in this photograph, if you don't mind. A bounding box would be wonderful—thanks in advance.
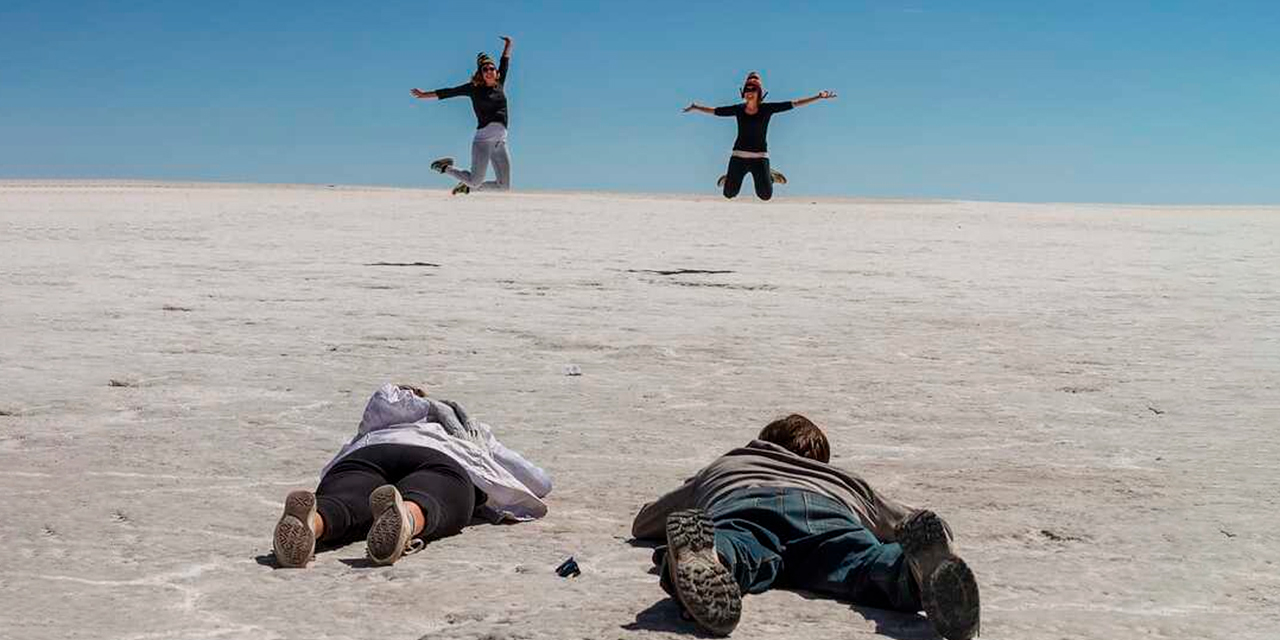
[631,478,698,540]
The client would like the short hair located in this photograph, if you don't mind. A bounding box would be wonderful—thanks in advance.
[758,414,830,463]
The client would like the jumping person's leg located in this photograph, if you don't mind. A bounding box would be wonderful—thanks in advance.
[445,137,493,188]
[722,156,750,199]
[474,140,511,191]
[749,158,773,201]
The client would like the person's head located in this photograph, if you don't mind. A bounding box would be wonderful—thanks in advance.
[472,52,499,86]
[758,414,830,463]
[741,71,765,104]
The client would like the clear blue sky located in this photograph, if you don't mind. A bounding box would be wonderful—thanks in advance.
[2,1,1277,203]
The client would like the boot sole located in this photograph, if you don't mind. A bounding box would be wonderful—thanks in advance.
[665,509,741,636]
[924,557,981,640]
[367,485,412,565]
[898,510,980,640]
[273,490,316,568]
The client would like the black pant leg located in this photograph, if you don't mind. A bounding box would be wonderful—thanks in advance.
[723,156,749,199]
[392,448,479,541]
[315,445,396,545]
[750,158,773,201]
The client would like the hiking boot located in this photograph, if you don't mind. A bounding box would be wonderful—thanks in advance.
[430,157,454,174]
[366,485,424,565]
[770,169,787,185]
[665,509,741,636]
[896,510,980,640]
[273,490,317,568]
[451,182,471,196]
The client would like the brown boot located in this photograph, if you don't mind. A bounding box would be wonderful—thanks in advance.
[665,509,741,636]
[896,510,981,640]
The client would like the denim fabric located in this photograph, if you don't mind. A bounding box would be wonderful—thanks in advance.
[704,487,920,611]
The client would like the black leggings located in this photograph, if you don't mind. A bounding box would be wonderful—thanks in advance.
[315,444,485,546]
[723,156,773,201]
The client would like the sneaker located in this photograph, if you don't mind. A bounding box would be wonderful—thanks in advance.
[430,157,454,174]
[770,169,787,185]
[896,510,980,640]
[451,182,471,196]
[272,490,317,568]
[665,509,741,636]
[366,485,423,565]
[716,175,728,188]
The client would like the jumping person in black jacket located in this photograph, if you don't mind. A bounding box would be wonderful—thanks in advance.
[684,72,836,201]
[411,36,515,195]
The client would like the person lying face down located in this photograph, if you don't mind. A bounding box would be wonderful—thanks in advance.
[632,414,980,640]
[272,382,552,568]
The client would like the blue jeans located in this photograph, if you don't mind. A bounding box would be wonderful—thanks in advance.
[701,487,920,611]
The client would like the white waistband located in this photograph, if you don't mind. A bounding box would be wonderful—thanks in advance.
[731,150,769,159]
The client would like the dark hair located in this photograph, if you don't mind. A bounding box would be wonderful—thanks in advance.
[758,414,830,463]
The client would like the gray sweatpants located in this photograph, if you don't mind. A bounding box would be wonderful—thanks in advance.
[445,137,511,191]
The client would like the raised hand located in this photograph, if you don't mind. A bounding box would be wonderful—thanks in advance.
[818,90,838,100]
[411,88,428,98]
[683,103,700,113]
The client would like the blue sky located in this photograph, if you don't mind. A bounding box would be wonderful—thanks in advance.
[1,1,1277,203]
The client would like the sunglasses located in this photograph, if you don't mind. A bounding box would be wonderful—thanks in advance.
[481,66,497,72]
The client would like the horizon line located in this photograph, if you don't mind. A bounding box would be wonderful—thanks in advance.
[1,178,1277,209]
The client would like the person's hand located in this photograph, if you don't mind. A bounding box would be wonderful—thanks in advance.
[397,384,427,397]
[683,103,699,113]
[818,90,838,100]
[411,88,428,98]
[500,35,513,46]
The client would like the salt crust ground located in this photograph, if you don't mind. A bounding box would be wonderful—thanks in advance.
[1,181,1277,639]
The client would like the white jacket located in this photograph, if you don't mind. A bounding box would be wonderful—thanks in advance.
[321,384,552,522]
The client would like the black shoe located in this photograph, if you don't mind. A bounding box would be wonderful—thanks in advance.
[716,175,727,188]
[430,157,454,174]
[770,169,787,185]
[450,182,471,196]
[665,509,741,636]
[896,510,981,640]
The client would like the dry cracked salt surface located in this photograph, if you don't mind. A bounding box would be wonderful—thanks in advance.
[1,180,1277,640]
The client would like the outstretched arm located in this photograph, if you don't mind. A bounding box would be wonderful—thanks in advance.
[682,102,716,115]
[792,90,838,108]
[412,83,471,101]
[500,35,513,58]
[631,477,698,540]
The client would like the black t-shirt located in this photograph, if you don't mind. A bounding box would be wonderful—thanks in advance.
[713,101,794,152]
[434,55,511,129]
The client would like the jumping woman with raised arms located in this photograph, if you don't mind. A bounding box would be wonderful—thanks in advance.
[411,36,514,195]
[684,72,836,201]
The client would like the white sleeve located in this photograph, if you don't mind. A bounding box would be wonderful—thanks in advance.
[482,423,553,498]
